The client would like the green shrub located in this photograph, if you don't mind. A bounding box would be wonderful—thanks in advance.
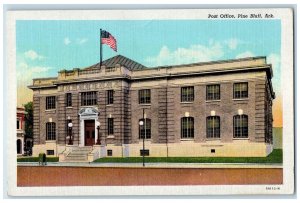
[17,157,59,162]
[94,149,283,163]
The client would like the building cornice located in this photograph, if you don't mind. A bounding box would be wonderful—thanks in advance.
[145,56,267,70]
[28,84,58,90]
[27,65,275,99]
[27,56,275,99]
[53,75,131,85]
[131,65,272,81]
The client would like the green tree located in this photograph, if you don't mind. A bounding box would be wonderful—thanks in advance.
[24,101,33,139]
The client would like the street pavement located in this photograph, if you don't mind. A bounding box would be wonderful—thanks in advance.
[17,161,282,168]
[17,165,283,186]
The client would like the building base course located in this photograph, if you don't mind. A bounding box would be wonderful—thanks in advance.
[32,140,273,162]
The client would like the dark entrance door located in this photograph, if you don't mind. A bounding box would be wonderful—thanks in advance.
[84,120,95,146]
[17,139,22,154]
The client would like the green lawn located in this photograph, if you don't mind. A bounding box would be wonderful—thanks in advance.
[94,149,282,164]
[17,157,59,162]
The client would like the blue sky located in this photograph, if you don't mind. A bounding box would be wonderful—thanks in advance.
[16,19,282,113]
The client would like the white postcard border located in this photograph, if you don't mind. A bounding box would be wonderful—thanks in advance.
[6,8,294,196]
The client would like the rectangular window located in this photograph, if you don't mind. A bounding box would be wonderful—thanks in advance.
[46,122,56,140]
[46,96,56,110]
[181,117,194,139]
[66,93,72,107]
[107,90,114,105]
[139,89,151,104]
[181,86,194,102]
[233,115,248,138]
[46,150,55,155]
[206,116,220,138]
[206,84,220,100]
[107,150,113,156]
[107,118,114,135]
[139,118,151,139]
[81,91,97,106]
[140,149,150,156]
[233,82,248,99]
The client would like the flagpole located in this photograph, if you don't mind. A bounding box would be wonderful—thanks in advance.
[100,29,103,68]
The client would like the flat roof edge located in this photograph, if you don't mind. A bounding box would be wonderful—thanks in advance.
[144,56,267,70]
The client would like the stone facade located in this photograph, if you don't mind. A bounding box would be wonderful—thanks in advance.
[29,55,275,159]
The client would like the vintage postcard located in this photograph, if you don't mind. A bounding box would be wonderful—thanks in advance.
[6,8,294,196]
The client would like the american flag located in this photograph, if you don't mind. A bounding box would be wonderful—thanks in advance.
[101,30,117,52]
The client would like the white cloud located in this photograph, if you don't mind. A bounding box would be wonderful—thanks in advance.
[64,37,71,45]
[31,66,53,73]
[145,42,224,67]
[267,53,281,73]
[235,51,255,59]
[17,53,54,106]
[145,38,245,67]
[76,38,88,45]
[24,50,44,60]
[64,37,88,45]
[17,62,53,85]
[224,38,239,50]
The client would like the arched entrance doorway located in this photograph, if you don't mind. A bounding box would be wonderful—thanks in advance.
[78,107,99,147]
[17,139,22,154]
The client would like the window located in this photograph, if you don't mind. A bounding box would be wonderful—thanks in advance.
[181,117,194,139]
[46,96,56,110]
[206,116,220,138]
[47,150,55,155]
[233,115,248,138]
[81,91,97,106]
[140,149,150,156]
[107,90,114,105]
[107,118,114,135]
[206,85,220,100]
[66,93,72,107]
[181,86,194,102]
[139,118,151,139]
[17,139,22,154]
[233,82,248,99]
[139,89,151,104]
[17,119,20,129]
[107,150,113,156]
[46,122,56,140]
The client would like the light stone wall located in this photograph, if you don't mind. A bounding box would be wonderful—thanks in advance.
[124,141,272,157]
[32,143,65,157]
[33,140,272,159]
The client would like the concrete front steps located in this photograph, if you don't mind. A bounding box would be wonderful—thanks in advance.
[62,146,93,162]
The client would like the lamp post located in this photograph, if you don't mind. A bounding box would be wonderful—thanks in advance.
[139,119,145,167]
[96,121,101,145]
[67,117,73,145]
[139,108,147,167]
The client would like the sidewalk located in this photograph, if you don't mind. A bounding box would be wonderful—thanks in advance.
[17,161,282,168]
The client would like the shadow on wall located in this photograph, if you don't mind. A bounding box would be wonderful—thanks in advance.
[273,127,282,149]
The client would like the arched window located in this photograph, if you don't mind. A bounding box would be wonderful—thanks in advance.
[46,122,56,140]
[17,139,22,154]
[206,116,220,138]
[233,115,248,138]
[139,118,151,139]
[181,117,194,139]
